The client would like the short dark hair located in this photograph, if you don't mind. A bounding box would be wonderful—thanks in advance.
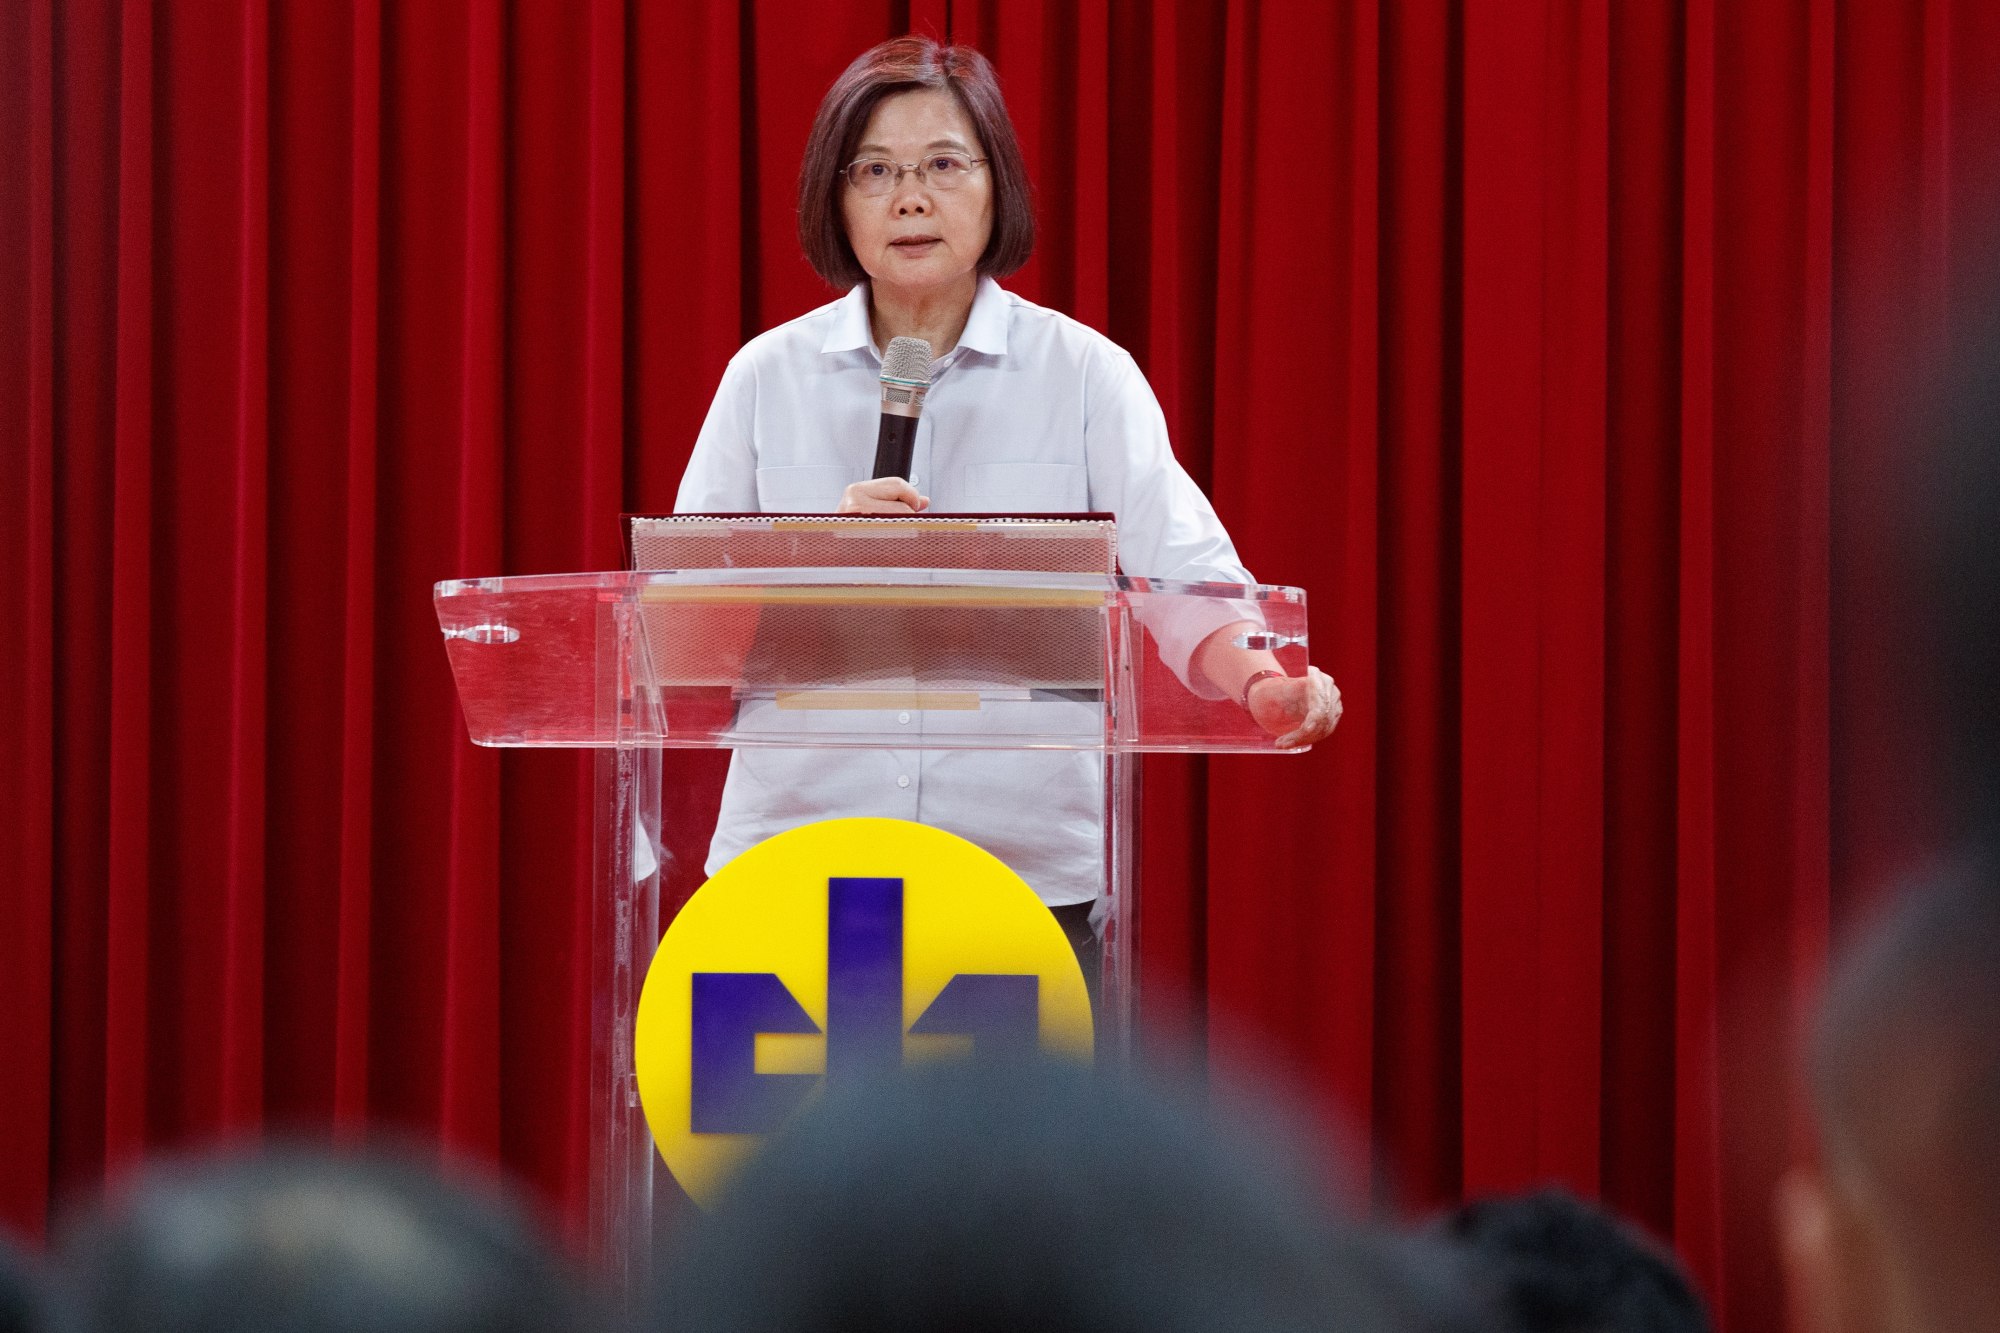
[657,1059,1433,1333]
[48,1147,598,1333]
[797,36,1034,290]
[0,1229,42,1333]
[1437,1189,1711,1333]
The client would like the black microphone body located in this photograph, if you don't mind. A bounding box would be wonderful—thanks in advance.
[873,413,920,481]
[872,336,934,480]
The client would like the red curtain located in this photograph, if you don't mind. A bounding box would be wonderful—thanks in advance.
[5,3,1999,1327]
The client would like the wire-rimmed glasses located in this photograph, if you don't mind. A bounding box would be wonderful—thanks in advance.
[843,154,990,197]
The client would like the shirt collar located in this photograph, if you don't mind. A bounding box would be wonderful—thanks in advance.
[956,277,1010,356]
[818,277,1011,359]
[820,283,874,355]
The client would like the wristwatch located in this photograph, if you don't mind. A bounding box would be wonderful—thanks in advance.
[1239,669,1287,710]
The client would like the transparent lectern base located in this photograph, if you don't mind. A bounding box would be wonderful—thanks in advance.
[589,739,1140,1292]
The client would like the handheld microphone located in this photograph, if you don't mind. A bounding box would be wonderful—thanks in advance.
[872,336,933,480]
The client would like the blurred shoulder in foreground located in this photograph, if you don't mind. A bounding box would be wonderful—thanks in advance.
[659,1056,1481,1333]
[47,1146,601,1333]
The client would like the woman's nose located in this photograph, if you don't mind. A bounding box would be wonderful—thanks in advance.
[893,186,930,215]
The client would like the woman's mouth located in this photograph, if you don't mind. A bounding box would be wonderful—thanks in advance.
[890,237,942,254]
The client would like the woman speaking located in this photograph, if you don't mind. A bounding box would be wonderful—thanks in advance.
[676,37,1341,935]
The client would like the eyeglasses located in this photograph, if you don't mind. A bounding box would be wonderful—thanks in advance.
[843,154,989,197]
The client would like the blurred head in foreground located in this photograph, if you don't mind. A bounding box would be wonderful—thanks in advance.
[48,1147,595,1333]
[1906,294,2000,846]
[1436,1188,1710,1333]
[1777,860,2000,1333]
[659,1057,1470,1332]
[0,1230,44,1333]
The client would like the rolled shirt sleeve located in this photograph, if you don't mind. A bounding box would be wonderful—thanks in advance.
[1083,346,1261,697]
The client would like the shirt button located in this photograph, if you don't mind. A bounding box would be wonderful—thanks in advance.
[896,775,911,789]
[898,711,911,724]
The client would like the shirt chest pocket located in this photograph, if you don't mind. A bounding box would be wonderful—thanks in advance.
[755,465,850,513]
[960,462,1089,513]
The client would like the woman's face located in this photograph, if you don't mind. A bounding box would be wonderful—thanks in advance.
[840,88,994,300]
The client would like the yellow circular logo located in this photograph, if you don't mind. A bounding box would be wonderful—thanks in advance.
[634,817,1095,1206]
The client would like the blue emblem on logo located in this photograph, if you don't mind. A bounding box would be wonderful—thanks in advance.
[689,877,1042,1133]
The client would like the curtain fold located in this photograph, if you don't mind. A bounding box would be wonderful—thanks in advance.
[218,0,270,1135]
[1671,0,1725,1303]
[6,4,1997,1323]
[332,0,382,1137]
[103,0,156,1178]
[1369,0,1463,1212]
[0,0,58,1245]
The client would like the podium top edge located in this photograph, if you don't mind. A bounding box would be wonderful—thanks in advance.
[433,568,1306,603]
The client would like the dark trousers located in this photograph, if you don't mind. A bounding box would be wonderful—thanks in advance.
[1048,900,1103,1013]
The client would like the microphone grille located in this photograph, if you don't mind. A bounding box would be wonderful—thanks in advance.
[881,336,934,383]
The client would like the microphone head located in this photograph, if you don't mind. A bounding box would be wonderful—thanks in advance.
[881,336,933,385]
[879,336,933,418]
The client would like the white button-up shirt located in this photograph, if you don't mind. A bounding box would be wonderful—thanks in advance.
[675,278,1255,904]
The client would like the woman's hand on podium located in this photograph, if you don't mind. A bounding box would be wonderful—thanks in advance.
[1195,623,1344,750]
[838,477,931,514]
[1248,666,1342,749]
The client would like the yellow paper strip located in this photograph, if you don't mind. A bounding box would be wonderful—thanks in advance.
[639,585,1101,608]
[773,690,982,711]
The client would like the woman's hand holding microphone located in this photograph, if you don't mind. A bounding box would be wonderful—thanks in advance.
[838,478,931,514]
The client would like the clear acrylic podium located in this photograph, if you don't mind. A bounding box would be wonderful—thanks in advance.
[433,563,1310,1287]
